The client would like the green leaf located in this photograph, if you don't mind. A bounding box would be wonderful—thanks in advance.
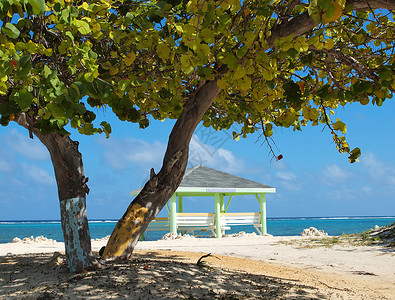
[42,65,52,78]
[333,118,347,133]
[238,76,251,91]
[221,53,239,70]
[348,147,361,163]
[15,90,34,111]
[180,55,194,75]
[2,23,20,39]
[157,43,171,60]
[100,121,112,138]
[78,123,95,135]
[47,103,65,118]
[233,68,246,80]
[28,0,46,15]
[16,55,32,79]
[65,31,74,41]
[378,68,392,81]
[75,20,91,35]
[264,123,273,137]
[236,45,248,59]
[124,52,136,66]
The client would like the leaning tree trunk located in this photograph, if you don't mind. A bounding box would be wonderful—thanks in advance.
[102,76,222,259]
[15,113,97,273]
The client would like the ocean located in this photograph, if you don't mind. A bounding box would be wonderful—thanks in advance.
[1,216,394,244]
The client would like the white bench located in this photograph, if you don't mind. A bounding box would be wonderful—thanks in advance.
[176,213,217,237]
[220,212,263,234]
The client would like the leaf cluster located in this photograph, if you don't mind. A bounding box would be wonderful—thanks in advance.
[1,0,395,162]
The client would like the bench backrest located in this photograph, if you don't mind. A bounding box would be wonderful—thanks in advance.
[221,212,261,225]
[176,213,214,227]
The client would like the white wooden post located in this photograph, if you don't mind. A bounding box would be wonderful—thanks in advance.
[178,195,183,213]
[220,194,225,213]
[170,194,177,234]
[259,193,267,235]
[219,194,226,235]
[214,193,222,238]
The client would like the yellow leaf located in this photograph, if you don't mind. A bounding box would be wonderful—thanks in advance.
[109,66,119,76]
[360,97,369,105]
[233,68,246,80]
[124,52,136,66]
[323,1,342,23]
[157,43,171,60]
[325,39,334,50]
[217,78,227,89]
[238,76,251,91]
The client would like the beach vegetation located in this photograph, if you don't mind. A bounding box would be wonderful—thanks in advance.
[1,0,395,270]
[279,224,395,248]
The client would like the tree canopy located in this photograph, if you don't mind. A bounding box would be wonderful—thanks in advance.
[2,0,395,164]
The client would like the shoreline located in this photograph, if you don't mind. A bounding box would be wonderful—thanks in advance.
[1,216,394,244]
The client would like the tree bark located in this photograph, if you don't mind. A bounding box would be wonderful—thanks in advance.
[15,113,97,273]
[102,76,222,259]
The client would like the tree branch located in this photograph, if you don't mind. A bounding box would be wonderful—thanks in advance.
[267,0,395,47]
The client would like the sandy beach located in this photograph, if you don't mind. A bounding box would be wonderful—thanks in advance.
[0,234,394,299]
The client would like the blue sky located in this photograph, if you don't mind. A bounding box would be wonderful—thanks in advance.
[0,99,394,220]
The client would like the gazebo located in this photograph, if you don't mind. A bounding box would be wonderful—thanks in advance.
[131,164,276,238]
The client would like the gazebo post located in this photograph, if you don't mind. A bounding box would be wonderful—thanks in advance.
[220,194,225,213]
[259,193,267,235]
[214,193,222,238]
[178,195,183,213]
[170,194,177,234]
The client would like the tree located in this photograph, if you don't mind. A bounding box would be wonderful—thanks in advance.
[0,0,120,272]
[0,0,186,271]
[102,0,395,258]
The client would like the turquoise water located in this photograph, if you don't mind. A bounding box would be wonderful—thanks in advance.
[0,216,394,244]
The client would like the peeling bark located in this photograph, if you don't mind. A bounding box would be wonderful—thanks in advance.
[15,113,97,273]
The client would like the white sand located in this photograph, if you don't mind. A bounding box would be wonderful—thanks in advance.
[1,235,394,281]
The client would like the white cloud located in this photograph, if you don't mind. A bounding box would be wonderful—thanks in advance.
[3,129,48,160]
[361,152,395,186]
[330,186,358,201]
[275,171,301,191]
[99,137,166,170]
[99,134,246,175]
[0,159,12,172]
[276,171,297,181]
[188,135,245,173]
[321,164,351,185]
[20,163,55,186]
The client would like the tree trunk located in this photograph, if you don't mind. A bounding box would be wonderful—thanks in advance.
[103,75,222,259]
[15,113,97,273]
